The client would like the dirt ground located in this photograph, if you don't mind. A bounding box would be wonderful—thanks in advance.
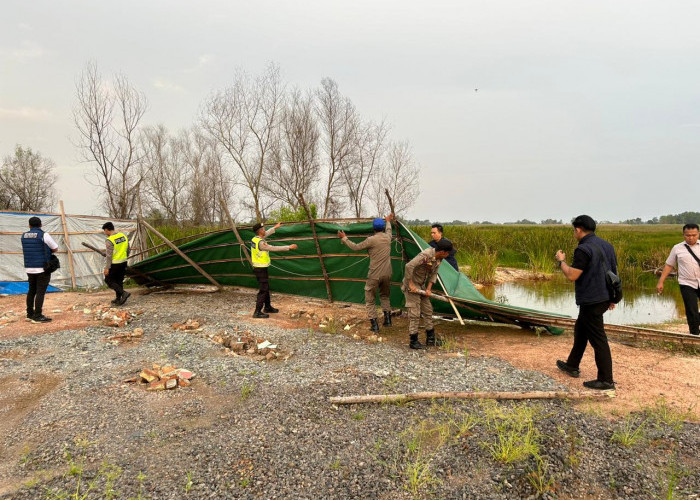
[2,284,698,422]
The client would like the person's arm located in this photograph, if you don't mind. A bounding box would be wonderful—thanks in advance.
[259,240,297,252]
[555,249,583,282]
[43,233,59,253]
[265,223,282,237]
[341,235,372,251]
[404,255,421,292]
[104,239,114,274]
[656,264,675,294]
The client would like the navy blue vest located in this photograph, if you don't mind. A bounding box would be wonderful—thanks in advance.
[574,233,618,306]
[21,228,50,268]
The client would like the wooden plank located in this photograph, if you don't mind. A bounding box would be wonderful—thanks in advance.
[330,390,615,405]
[139,220,223,290]
[58,200,77,289]
[299,193,333,302]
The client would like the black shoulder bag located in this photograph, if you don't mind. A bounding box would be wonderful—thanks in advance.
[41,230,61,274]
[591,243,623,304]
[685,244,700,268]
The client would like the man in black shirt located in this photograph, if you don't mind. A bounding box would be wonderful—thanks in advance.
[429,224,459,271]
[554,215,617,391]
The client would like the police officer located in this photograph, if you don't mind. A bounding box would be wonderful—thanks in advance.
[251,222,297,318]
[338,214,394,333]
[102,222,131,305]
[402,238,453,349]
[21,216,59,322]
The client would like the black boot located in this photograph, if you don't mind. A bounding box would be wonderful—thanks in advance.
[425,329,444,347]
[409,333,426,350]
[253,309,269,319]
[263,305,279,313]
[382,310,392,327]
[369,318,380,333]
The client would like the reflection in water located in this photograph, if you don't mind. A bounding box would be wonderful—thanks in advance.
[481,280,683,326]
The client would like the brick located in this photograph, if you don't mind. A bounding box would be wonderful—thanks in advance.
[177,378,191,387]
[146,379,166,391]
[140,369,159,383]
[165,378,178,390]
[176,369,194,380]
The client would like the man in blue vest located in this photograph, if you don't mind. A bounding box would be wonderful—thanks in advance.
[251,222,297,318]
[21,216,59,322]
[102,222,131,306]
[555,215,617,390]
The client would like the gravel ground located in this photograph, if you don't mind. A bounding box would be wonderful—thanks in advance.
[1,288,699,499]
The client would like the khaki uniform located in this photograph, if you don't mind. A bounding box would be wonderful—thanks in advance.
[342,224,392,319]
[402,247,442,333]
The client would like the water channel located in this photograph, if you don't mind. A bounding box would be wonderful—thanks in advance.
[479,278,685,326]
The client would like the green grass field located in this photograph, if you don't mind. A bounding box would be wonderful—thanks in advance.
[411,224,685,289]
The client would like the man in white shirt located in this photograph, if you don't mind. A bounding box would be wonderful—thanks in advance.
[657,223,700,335]
[20,216,59,322]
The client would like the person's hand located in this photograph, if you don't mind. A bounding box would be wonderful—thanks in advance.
[555,250,566,263]
[337,230,346,238]
[274,222,282,230]
[409,283,417,293]
[608,303,616,311]
[656,282,664,295]
[103,268,109,277]
[425,288,432,297]
[386,213,394,222]
[289,244,298,250]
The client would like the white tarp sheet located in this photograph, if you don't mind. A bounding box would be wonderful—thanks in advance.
[0,211,138,290]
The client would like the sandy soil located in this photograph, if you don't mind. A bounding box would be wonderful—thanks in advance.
[2,285,698,422]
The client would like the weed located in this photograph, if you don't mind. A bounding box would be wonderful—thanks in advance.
[383,373,402,392]
[656,451,687,500]
[463,347,470,365]
[352,411,365,421]
[643,397,694,431]
[480,401,540,464]
[329,459,341,470]
[240,382,255,400]
[527,455,556,496]
[184,470,194,494]
[321,317,338,334]
[610,415,647,447]
[438,335,457,352]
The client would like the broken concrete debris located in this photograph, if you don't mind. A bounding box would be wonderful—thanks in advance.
[124,363,196,391]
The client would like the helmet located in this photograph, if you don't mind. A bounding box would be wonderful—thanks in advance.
[372,218,386,231]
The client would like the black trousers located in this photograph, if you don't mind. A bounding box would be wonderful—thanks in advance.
[567,301,614,384]
[680,285,700,334]
[105,262,127,299]
[254,267,271,311]
[26,271,51,317]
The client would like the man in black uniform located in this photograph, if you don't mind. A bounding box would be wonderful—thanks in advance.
[555,215,617,390]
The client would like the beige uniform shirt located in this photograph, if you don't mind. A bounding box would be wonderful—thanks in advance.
[342,224,392,279]
[402,247,441,290]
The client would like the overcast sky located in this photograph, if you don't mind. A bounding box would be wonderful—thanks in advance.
[2,0,698,223]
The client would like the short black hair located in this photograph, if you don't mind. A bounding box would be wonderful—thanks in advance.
[434,238,453,253]
[571,215,596,233]
[431,223,444,234]
[683,223,699,232]
[28,216,42,228]
[102,222,115,231]
[252,223,263,234]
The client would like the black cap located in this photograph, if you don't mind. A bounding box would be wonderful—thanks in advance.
[102,222,115,231]
[434,238,453,253]
[28,216,42,228]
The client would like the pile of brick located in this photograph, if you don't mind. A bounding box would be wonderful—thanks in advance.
[78,304,140,328]
[171,319,203,331]
[211,332,283,361]
[124,363,196,391]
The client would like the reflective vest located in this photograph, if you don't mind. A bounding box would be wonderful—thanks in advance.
[22,228,50,268]
[251,236,270,268]
[108,232,129,264]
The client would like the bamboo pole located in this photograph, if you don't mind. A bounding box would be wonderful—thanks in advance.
[58,200,77,288]
[139,219,222,290]
[298,193,333,302]
[220,196,252,266]
[330,390,616,405]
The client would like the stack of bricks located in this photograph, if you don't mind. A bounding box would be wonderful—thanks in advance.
[126,364,196,391]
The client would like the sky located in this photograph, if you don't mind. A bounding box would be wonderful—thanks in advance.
[1,0,699,223]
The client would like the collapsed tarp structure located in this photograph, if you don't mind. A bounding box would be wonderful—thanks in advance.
[0,209,139,292]
[128,219,570,331]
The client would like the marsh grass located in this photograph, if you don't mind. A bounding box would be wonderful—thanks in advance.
[412,224,682,289]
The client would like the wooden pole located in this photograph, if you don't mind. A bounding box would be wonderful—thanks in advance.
[58,200,77,289]
[219,196,252,266]
[330,390,615,405]
[139,219,223,291]
[298,193,333,302]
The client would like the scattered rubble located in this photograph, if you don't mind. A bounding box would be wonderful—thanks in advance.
[123,363,195,391]
[106,328,144,343]
[171,318,203,331]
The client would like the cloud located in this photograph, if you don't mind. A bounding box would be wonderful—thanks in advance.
[183,53,215,73]
[0,107,53,122]
[0,40,46,63]
[152,79,186,93]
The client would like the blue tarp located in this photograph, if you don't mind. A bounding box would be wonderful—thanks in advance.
[0,281,62,295]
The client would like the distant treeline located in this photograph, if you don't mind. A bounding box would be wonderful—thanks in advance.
[405,211,700,226]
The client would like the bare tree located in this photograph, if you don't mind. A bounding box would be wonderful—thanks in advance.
[340,119,388,217]
[265,88,320,209]
[73,62,148,218]
[186,129,233,225]
[140,125,192,223]
[0,145,57,211]
[201,63,284,221]
[315,78,358,218]
[368,140,420,217]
